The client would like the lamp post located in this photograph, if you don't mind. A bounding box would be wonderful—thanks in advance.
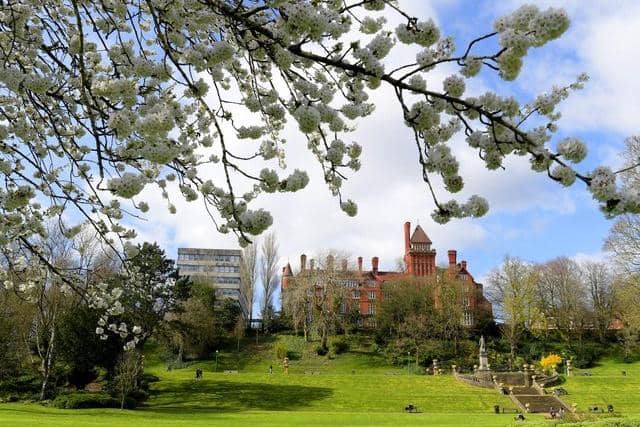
[407,351,411,374]
[215,350,219,372]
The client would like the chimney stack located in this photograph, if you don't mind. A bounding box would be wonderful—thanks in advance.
[461,260,467,270]
[404,221,411,254]
[310,259,315,270]
[372,256,379,274]
[447,250,457,266]
[341,259,348,271]
[357,256,363,272]
[300,254,307,271]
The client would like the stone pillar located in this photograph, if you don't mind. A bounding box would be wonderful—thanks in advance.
[524,364,532,388]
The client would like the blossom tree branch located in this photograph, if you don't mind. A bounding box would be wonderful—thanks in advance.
[1,1,637,306]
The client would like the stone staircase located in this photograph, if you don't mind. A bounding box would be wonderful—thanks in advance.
[509,386,570,414]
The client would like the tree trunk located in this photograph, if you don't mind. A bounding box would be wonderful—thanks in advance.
[509,340,516,371]
[321,323,328,350]
[40,324,55,401]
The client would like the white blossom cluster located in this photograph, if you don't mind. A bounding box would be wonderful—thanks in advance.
[0,0,636,287]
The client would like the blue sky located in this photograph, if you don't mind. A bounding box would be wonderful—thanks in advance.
[125,1,640,312]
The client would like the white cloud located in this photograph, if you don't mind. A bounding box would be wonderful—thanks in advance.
[118,1,637,286]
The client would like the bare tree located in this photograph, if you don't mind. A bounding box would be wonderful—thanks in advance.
[613,274,640,360]
[606,136,640,273]
[282,270,312,341]
[114,350,143,409]
[240,242,258,322]
[606,216,640,274]
[283,252,349,350]
[260,233,279,323]
[580,261,616,341]
[536,257,589,342]
[487,256,541,368]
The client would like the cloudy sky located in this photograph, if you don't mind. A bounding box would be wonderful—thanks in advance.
[127,1,640,310]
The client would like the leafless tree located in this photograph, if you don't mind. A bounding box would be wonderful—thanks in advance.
[282,269,313,341]
[580,261,616,341]
[260,233,279,323]
[283,252,350,349]
[240,242,258,322]
[488,256,542,368]
[606,136,640,273]
[535,257,589,342]
[613,274,640,359]
[114,350,143,409]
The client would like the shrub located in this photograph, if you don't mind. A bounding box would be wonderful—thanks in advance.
[52,392,136,409]
[139,373,159,391]
[128,389,148,403]
[316,346,328,356]
[330,337,349,355]
[0,374,40,394]
[540,354,562,373]
[571,342,606,369]
[274,342,288,361]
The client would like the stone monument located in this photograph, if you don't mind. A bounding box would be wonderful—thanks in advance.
[478,335,490,371]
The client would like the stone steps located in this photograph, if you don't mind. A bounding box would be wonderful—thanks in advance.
[510,387,538,395]
[513,394,569,413]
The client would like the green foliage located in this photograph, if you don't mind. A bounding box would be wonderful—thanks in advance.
[127,389,148,404]
[0,311,24,381]
[114,242,192,346]
[55,305,123,385]
[570,342,608,369]
[218,298,242,332]
[274,342,288,361]
[0,374,40,397]
[330,337,349,355]
[139,373,160,390]
[51,392,136,409]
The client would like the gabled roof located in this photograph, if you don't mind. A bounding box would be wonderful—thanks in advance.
[283,263,293,276]
[410,225,432,244]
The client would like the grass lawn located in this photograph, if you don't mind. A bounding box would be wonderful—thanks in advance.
[549,358,640,417]
[2,334,638,426]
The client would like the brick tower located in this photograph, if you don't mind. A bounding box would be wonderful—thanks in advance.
[403,222,436,276]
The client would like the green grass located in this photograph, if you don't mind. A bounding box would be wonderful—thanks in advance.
[4,334,639,426]
[549,358,640,416]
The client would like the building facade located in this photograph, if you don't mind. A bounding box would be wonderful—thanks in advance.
[281,222,493,328]
[176,248,249,319]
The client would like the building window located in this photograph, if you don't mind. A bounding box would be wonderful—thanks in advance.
[463,311,473,326]
[352,290,360,299]
[368,291,376,300]
[367,304,376,315]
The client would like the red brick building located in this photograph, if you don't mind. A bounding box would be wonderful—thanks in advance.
[281,221,493,328]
